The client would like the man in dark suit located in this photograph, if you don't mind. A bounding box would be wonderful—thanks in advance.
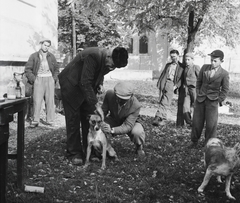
[101,82,145,157]
[153,49,184,126]
[58,47,128,165]
[190,50,229,147]
[178,53,200,127]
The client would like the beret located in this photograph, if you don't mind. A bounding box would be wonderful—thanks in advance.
[40,39,51,45]
[114,82,133,100]
[185,52,194,59]
[208,49,224,59]
[112,47,128,68]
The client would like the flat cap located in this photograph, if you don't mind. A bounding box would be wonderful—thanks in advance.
[114,82,133,100]
[208,50,224,59]
[40,39,51,45]
[185,52,194,59]
[112,47,128,68]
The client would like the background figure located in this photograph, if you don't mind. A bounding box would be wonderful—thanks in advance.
[190,50,229,147]
[153,49,184,126]
[101,82,146,157]
[58,47,128,165]
[25,39,59,128]
[177,53,200,127]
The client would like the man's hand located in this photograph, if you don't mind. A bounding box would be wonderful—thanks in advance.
[97,85,105,95]
[101,122,112,134]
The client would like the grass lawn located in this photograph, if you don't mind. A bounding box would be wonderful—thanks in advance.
[6,78,240,203]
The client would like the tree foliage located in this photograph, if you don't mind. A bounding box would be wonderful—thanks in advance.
[58,0,128,54]
[111,0,240,52]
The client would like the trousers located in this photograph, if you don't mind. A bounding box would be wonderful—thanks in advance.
[33,76,55,123]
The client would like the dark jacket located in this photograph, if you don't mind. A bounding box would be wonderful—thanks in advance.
[157,61,184,98]
[102,90,141,135]
[184,64,200,87]
[25,51,59,84]
[58,47,111,110]
[196,64,229,104]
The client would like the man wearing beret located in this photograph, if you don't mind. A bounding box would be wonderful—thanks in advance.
[153,49,184,126]
[58,47,128,165]
[101,82,145,157]
[177,53,200,127]
[25,39,59,127]
[190,50,229,147]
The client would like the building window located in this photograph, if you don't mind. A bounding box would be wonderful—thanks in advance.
[139,36,148,54]
[127,38,133,53]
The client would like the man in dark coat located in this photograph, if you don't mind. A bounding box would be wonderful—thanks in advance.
[177,53,200,127]
[58,47,128,165]
[190,50,229,147]
[152,49,184,126]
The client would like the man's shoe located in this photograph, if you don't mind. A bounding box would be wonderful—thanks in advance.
[29,121,38,128]
[152,116,162,126]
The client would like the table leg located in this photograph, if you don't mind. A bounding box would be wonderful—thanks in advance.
[0,126,9,203]
[17,109,25,189]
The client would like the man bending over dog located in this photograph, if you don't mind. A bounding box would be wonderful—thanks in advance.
[101,82,145,157]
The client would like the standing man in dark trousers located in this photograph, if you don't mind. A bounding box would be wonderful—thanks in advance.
[190,50,229,147]
[177,53,200,127]
[152,49,184,126]
[58,47,128,165]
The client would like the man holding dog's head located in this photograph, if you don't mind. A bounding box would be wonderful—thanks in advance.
[190,50,229,147]
[101,82,145,157]
[58,47,128,165]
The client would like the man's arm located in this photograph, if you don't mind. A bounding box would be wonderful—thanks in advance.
[79,55,99,108]
[24,54,36,84]
[52,54,60,82]
[196,65,204,95]
[112,108,140,135]
[219,71,229,105]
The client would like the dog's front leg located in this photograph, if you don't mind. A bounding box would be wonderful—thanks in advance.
[216,175,222,183]
[83,143,92,168]
[225,174,235,200]
[198,168,213,193]
[101,143,107,170]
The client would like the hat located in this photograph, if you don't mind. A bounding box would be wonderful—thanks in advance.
[112,47,128,68]
[185,52,194,59]
[40,39,51,45]
[114,82,133,100]
[208,50,224,59]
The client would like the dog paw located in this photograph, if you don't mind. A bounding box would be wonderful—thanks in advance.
[226,193,236,200]
[197,188,204,193]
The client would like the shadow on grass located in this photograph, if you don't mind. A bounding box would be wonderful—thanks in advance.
[6,116,240,203]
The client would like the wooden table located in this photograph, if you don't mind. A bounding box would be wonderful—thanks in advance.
[0,98,28,203]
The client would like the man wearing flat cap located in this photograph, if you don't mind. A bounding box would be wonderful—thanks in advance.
[177,52,200,127]
[101,82,145,157]
[58,47,128,164]
[25,39,59,127]
[189,50,229,148]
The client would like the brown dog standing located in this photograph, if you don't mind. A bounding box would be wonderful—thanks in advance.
[198,138,240,200]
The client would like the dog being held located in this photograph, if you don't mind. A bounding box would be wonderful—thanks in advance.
[83,104,118,170]
[198,138,240,200]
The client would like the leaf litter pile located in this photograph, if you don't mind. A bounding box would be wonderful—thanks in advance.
[6,79,240,203]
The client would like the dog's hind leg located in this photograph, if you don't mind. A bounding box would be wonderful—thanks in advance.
[107,144,119,161]
[198,168,213,193]
[225,174,235,200]
[216,175,222,183]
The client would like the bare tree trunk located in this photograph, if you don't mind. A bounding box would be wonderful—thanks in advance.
[71,2,76,58]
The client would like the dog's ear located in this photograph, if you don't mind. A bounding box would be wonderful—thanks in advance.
[86,114,92,120]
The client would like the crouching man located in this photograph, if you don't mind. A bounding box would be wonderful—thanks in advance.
[101,82,145,157]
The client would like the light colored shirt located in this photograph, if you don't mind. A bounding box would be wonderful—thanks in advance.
[37,52,52,77]
[168,63,177,81]
[209,66,219,78]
